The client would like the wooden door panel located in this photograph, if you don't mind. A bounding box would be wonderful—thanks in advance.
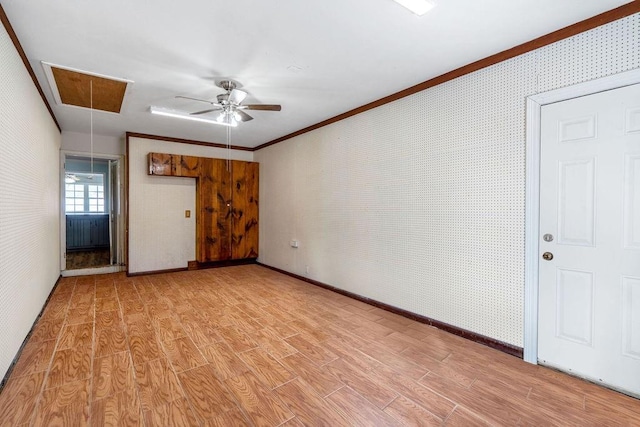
[148,153,173,175]
[198,158,232,262]
[214,159,232,261]
[231,161,259,259]
[198,157,215,262]
[179,155,200,177]
[169,154,181,176]
[231,161,247,259]
[244,162,259,258]
[198,158,231,262]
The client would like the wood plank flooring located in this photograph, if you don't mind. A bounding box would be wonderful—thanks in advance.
[0,265,638,426]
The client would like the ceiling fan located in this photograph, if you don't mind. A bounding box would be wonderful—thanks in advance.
[176,80,281,126]
[65,173,79,183]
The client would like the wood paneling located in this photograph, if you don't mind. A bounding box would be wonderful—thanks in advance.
[177,155,200,177]
[148,152,258,263]
[148,153,172,176]
[231,160,247,258]
[198,157,232,262]
[169,154,182,176]
[199,157,217,261]
[213,159,232,261]
[233,161,259,259]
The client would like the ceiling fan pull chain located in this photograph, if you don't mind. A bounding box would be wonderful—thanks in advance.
[226,125,231,172]
[90,79,94,176]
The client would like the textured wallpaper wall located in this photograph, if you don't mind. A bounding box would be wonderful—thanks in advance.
[0,26,61,378]
[255,14,640,347]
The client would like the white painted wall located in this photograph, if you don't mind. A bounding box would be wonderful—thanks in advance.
[127,136,253,274]
[61,131,124,156]
[0,25,61,378]
[255,14,640,347]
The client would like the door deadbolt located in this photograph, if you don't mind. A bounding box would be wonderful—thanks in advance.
[543,234,554,242]
[542,252,554,261]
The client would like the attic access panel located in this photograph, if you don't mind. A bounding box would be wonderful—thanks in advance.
[42,62,133,113]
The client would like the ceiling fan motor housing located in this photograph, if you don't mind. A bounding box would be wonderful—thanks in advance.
[217,79,237,92]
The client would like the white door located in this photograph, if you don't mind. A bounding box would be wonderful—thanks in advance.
[538,83,640,396]
[109,159,118,265]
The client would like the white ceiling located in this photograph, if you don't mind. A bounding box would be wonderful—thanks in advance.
[2,0,633,148]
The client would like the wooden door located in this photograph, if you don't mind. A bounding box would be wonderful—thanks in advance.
[538,83,640,396]
[231,161,259,259]
[198,158,232,262]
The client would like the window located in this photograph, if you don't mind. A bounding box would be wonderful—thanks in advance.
[65,173,105,214]
[65,183,86,212]
[87,184,104,212]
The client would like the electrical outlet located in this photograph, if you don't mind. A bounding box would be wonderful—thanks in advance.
[185,210,191,218]
[290,239,299,248]
[305,265,310,274]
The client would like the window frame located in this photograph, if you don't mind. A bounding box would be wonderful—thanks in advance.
[64,173,106,214]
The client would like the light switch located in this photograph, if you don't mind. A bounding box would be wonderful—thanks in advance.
[185,210,191,218]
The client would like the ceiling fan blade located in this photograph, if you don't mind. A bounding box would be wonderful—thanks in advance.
[228,89,247,105]
[235,110,253,122]
[190,107,223,115]
[243,104,282,111]
[175,95,216,104]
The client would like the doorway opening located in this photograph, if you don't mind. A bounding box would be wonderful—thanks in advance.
[62,153,124,275]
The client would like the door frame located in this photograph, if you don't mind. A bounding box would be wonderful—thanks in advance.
[60,150,125,276]
[523,68,640,364]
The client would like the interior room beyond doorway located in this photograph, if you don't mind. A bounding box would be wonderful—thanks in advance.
[64,155,117,271]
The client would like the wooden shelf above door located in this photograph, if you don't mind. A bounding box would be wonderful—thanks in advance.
[148,152,258,263]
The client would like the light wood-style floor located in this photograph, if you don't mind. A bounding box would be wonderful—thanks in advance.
[0,265,638,426]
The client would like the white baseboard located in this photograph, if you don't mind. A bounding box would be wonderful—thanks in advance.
[61,265,125,277]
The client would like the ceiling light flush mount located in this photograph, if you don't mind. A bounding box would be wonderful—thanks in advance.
[150,106,237,127]
[393,0,436,16]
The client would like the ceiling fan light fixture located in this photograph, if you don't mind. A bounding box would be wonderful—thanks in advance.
[150,106,237,127]
[228,89,247,105]
[392,0,436,15]
[217,112,238,127]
